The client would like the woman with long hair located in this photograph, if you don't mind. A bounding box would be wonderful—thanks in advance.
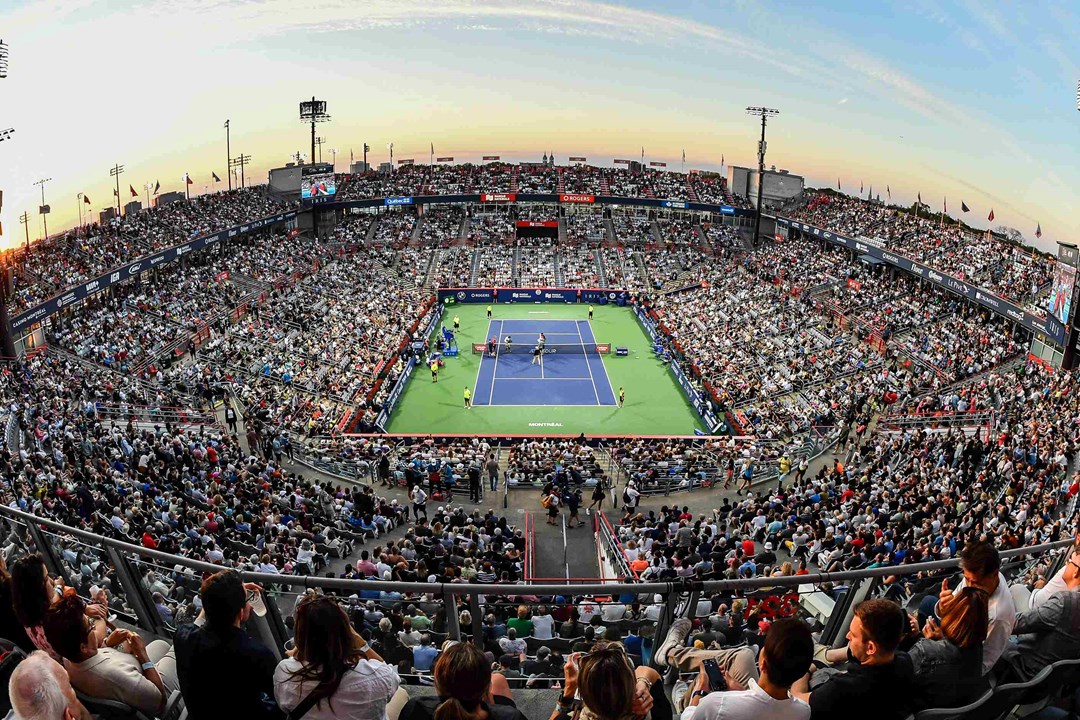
[399,641,526,720]
[274,594,400,719]
[905,585,990,710]
[10,554,106,661]
[552,641,667,720]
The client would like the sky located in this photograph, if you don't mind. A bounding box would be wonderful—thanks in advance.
[0,0,1077,252]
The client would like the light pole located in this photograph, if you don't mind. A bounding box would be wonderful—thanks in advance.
[225,119,232,191]
[145,182,153,210]
[299,97,330,166]
[315,136,325,163]
[230,154,251,189]
[77,193,83,232]
[18,211,29,253]
[330,147,338,169]
[33,178,51,240]
[745,106,779,247]
[110,163,125,216]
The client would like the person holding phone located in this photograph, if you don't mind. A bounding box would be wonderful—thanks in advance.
[676,619,813,720]
[551,642,665,720]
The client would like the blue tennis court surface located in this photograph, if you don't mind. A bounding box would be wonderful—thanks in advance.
[474,319,617,406]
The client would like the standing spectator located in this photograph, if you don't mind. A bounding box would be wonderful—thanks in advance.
[174,571,281,719]
[275,594,400,720]
[225,405,238,433]
[486,454,500,493]
[469,463,482,503]
[410,484,428,520]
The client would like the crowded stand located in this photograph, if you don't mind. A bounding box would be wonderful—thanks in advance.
[6,170,1080,720]
[8,189,282,312]
[794,191,1056,309]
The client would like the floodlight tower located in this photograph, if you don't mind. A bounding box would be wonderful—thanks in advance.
[33,178,51,240]
[0,39,7,79]
[110,164,125,215]
[746,106,779,247]
[230,154,252,189]
[299,98,330,166]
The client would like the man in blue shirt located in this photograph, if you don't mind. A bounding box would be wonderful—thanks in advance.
[412,634,438,672]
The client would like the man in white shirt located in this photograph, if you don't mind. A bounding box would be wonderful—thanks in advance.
[676,618,812,720]
[935,541,1015,675]
[1029,545,1080,610]
[531,607,555,640]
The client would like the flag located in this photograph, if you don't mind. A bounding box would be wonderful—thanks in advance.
[113,188,119,197]
[917,192,921,205]
[186,174,193,185]
[987,208,994,222]
[83,194,91,205]
[430,142,434,155]
[868,185,872,201]
[961,201,969,213]
[860,181,864,194]
[943,197,947,214]
[153,181,160,195]
[1036,223,1042,239]
[129,185,138,198]
[681,148,685,163]
[837,178,841,191]
[887,185,891,201]
[212,172,221,182]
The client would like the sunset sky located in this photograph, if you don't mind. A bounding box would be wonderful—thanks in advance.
[0,0,1076,251]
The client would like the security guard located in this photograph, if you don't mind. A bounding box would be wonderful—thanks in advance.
[463,386,472,409]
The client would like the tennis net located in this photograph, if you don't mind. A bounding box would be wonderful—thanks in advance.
[472,342,611,356]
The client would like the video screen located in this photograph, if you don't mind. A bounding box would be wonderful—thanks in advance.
[301,172,336,199]
[1048,263,1076,324]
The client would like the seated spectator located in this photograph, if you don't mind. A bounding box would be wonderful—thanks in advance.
[506,606,533,638]
[655,618,759,691]
[174,570,281,719]
[274,594,400,719]
[43,594,177,717]
[8,650,92,720]
[412,634,438,673]
[677,618,813,720]
[532,606,555,641]
[790,599,914,720]
[904,586,989,710]
[553,641,667,720]
[11,555,106,662]
[498,628,526,657]
[929,541,1015,675]
[998,558,1080,682]
[398,641,526,720]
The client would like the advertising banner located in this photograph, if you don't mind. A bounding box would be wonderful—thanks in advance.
[662,200,687,209]
[515,220,558,228]
[482,155,500,161]
[1048,263,1076,324]
[11,210,297,332]
[568,156,587,162]
[560,193,595,204]
[481,193,516,202]
[649,162,667,167]
[397,159,414,165]
[384,196,414,206]
[613,159,631,165]
[436,157,454,162]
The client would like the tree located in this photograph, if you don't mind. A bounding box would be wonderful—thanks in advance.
[994,225,1023,245]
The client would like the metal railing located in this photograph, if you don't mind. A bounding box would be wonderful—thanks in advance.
[0,499,1071,668]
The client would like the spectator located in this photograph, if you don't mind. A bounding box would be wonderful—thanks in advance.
[174,570,281,719]
[905,586,989,710]
[274,594,400,720]
[42,594,177,717]
[11,556,106,662]
[998,562,1080,682]
[790,599,914,720]
[506,606,534,638]
[677,618,813,720]
[398,641,526,720]
[554,641,666,720]
[412,634,438,673]
[498,628,526,657]
[532,606,555,641]
[8,650,92,720]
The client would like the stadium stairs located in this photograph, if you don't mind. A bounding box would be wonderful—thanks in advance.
[557,218,568,246]
[512,246,522,286]
[603,218,617,246]
[468,247,482,286]
[410,216,426,246]
[365,217,380,245]
[596,247,610,288]
[648,220,663,245]
[456,215,470,245]
[554,250,565,287]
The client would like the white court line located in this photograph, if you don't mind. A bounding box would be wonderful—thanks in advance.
[590,317,620,405]
[488,319,502,406]
[527,311,550,314]
[576,320,601,406]
[491,377,596,381]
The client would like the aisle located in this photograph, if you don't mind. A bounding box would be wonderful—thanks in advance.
[529,510,599,582]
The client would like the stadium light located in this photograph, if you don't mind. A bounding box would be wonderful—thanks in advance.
[230,154,252,189]
[0,39,8,79]
[746,106,780,248]
[299,97,330,167]
[224,120,232,191]
[110,163,125,216]
[0,128,13,143]
[314,136,325,163]
[33,178,51,240]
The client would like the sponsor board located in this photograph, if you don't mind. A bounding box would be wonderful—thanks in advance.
[436,157,454,162]
[663,200,687,209]
[528,422,564,428]
[384,196,414,206]
[482,155,500,161]
[560,193,595,204]
[568,156,586,162]
[481,193,516,202]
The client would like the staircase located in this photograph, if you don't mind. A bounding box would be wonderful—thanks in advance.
[511,246,522,286]
[556,168,566,194]
[633,251,649,287]
[510,169,520,193]
[457,215,471,245]
[600,173,611,195]
[604,218,617,245]
[365,217,380,245]
[468,248,481,287]
[596,250,610,288]
[557,218,568,245]
[410,216,425,247]
[649,220,663,245]
[554,250,565,286]
[686,177,700,202]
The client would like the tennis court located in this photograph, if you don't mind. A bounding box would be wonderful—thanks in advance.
[473,319,617,406]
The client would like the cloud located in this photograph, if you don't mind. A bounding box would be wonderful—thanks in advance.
[838,98,848,105]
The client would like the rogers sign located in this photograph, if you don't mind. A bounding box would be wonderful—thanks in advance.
[560,193,595,204]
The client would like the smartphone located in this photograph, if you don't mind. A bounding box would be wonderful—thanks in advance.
[702,659,727,692]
